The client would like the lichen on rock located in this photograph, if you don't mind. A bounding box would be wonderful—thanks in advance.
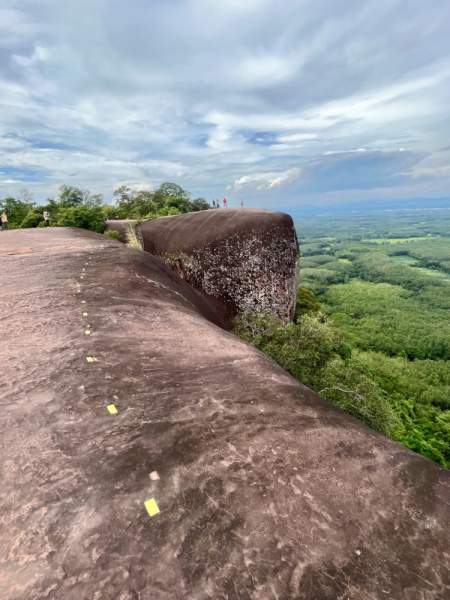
[139,209,300,324]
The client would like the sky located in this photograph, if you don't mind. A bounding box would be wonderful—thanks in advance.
[1,0,450,208]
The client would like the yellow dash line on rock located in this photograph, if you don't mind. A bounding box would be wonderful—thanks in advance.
[86,357,94,362]
[107,404,118,414]
[83,312,88,316]
[85,330,91,335]
[144,498,160,517]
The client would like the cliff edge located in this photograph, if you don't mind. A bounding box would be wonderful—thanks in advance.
[1,228,449,600]
[108,209,300,324]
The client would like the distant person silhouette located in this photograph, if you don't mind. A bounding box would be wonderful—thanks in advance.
[212,200,216,208]
[240,199,244,210]
[43,211,50,227]
[1,212,8,230]
[223,198,227,208]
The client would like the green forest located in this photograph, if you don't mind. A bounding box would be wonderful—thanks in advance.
[236,208,450,467]
[0,183,211,231]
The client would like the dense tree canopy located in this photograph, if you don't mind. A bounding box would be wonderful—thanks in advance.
[292,209,450,467]
[0,182,211,231]
[0,196,33,225]
[234,310,399,438]
[59,185,86,207]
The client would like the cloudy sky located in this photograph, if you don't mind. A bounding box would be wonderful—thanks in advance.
[1,0,450,207]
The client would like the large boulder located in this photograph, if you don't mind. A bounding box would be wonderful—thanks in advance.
[0,228,449,600]
[137,209,300,325]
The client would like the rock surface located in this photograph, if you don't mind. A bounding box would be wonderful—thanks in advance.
[1,228,450,600]
[108,209,300,324]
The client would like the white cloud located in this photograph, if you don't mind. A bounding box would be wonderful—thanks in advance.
[0,0,450,205]
[233,168,302,191]
[13,45,52,66]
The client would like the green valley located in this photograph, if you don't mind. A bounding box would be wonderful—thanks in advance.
[294,208,450,466]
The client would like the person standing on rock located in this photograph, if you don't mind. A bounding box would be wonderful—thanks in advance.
[240,199,244,210]
[212,200,216,208]
[1,212,8,230]
[223,198,227,208]
[43,211,50,227]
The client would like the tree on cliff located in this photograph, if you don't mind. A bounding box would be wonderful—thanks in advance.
[113,187,157,218]
[0,196,34,226]
[191,197,210,211]
[234,311,399,437]
[294,287,322,319]
[154,182,190,201]
[111,183,208,218]
[59,185,86,207]
[12,181,209,229]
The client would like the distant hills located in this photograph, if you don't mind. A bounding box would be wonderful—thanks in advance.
[274,197,450,219]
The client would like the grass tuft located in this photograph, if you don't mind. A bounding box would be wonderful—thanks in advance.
[125,224,144,251]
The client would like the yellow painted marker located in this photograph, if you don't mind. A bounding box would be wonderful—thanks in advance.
[83,312,88,316]
[144,498,160,517]
[85,330,91,335]
[81,300,86,304]
[86,357,94,363]
[107,404,118,414]
[77,290,81,293]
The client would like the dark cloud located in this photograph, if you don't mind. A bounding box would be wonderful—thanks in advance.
[300,150,427,192]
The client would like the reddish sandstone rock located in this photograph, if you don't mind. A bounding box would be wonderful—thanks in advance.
[1,228,449,600]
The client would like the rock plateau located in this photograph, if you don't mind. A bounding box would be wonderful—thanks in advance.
[0,224,449,600]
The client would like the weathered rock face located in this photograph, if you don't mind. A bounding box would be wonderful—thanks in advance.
[1,228,450,600]
[137,209,300,324]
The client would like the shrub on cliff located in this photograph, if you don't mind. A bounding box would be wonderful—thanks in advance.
[157,206,182,217]
[20,208,44,228]
[57,206,105,233]
[191,197,210,211]
[104,230,123,242]
[294,287,322,319]
[234,311,399,437]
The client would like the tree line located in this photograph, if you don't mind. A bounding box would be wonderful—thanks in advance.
[0,183,211,231]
